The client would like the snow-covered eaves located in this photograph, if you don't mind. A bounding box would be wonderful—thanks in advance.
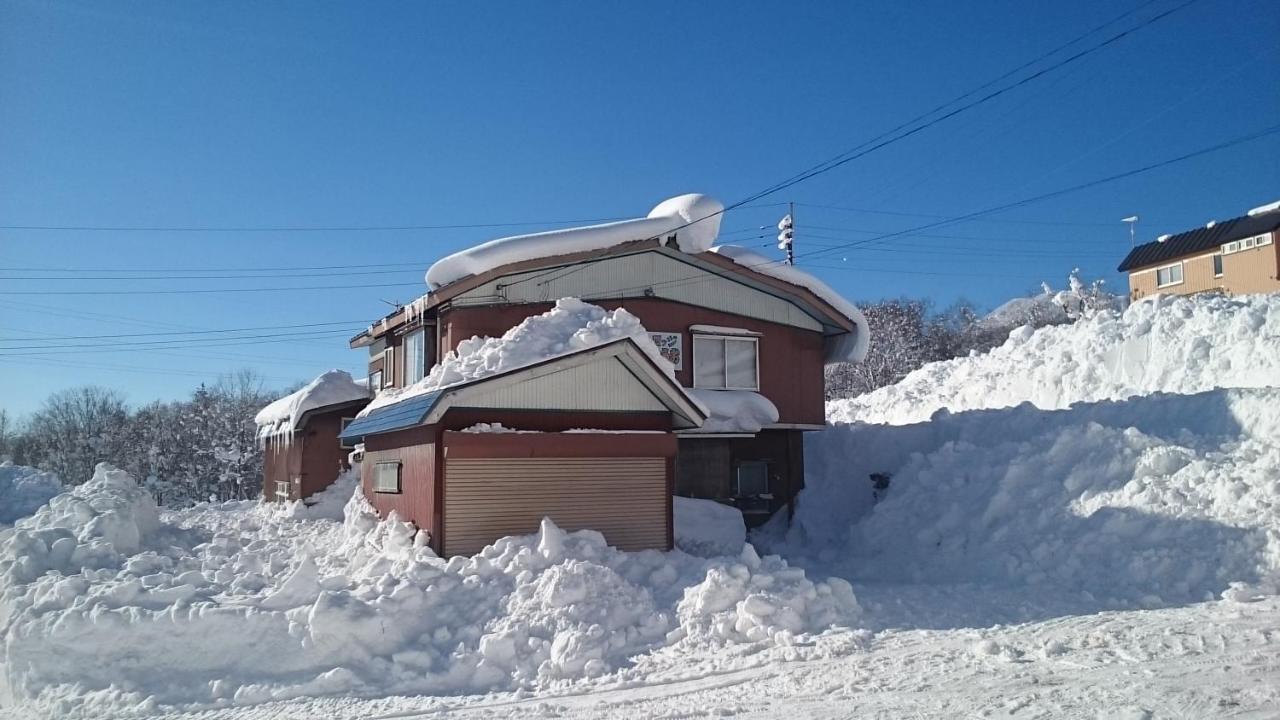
[683,389,779,434]
[425,194,725,290]
[708,245,871,364]
[255,370,372,440]
[340,337,706,443]
[689,324,762,337]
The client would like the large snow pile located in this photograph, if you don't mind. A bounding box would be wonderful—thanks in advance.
[0,466,860,717]
[710,244,871,364]
[426,194,725,289]
[255,370,370,439]
[363,298,674,413]
[831,293,1280,426]
[761,292,1280,608]
[0,464,62,527]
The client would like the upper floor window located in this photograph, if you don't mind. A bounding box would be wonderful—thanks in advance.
[1155,262,1183,288]
[381,349,394,388]
[404,328,426,385]
[693,334,759,390]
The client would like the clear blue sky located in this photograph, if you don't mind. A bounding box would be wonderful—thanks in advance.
[1,0,1277,416]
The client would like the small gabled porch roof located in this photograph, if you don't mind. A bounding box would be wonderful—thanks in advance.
[339,337,706,443]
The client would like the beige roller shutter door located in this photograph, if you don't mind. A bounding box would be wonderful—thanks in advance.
[444,456,668,557]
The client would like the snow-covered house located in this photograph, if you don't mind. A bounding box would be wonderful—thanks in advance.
[1118,199,1280,301]
[337,193,869,555]
[255,371,371,502]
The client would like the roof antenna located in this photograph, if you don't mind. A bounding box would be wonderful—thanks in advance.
[1121,215,1139,247]
[379,298,402,309]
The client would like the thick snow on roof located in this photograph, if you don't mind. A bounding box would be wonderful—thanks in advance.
[361,298,677,415]
[425,194,724,290]
[255,370,371,438]
[686,389,779,434]
[709,245,870,364]
[1247,198,1280,216]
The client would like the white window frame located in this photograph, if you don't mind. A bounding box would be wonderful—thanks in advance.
[692,334,760,391]
[1257,233,1274,247]
[381,349,394,389]
[1155,262,1184,289]
[339,417,356,449]
[1222,241,1241,255]
[274,480,291,499]
[1212,253,1224,278]
[368,370,382,392]
[373,461,401,494]
[403,328,426,385]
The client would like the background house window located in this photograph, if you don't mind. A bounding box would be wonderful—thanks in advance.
[339,417,356,449]
[381,349,394,388]
[735,461,769,496]
[693,335,759,390]
[1213,254,1224,277]
[373,461,401,493]
[1155,263,1183,288]
[274,480,290,498]
[404,328,426,385]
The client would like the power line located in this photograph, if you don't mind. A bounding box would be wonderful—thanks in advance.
[0,281,424,296]
[0,268,423,281]
[0,216,630,233]
[0,320,368,342]
[795,204,1117,228]
[0,330,360,356]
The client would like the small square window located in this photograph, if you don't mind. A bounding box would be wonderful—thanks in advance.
[274,480,291,499]
[736,461,769,497]
[374,461,401,493]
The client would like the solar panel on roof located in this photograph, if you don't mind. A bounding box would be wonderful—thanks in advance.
[339,390,444,442]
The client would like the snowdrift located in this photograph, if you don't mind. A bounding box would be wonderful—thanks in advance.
[0,464,62,527]
[831,293,1280,425]
[0,465,859,717]
[765,292,1280,608]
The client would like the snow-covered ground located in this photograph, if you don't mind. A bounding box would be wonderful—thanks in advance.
[3,291,1279,719]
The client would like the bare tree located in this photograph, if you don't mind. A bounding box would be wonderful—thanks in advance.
[24,386,129,484]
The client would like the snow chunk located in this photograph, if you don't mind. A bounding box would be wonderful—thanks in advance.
[425,194,725,290]
[1247,199,1280,216]
[689,324,761,337]
[674,497,746,557]
[255,370,370,439]
[709,245,869,364]
[363,298,674,414]
[687,389,779,434]
[0,464,62,527]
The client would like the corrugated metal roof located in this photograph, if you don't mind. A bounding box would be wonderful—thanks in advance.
[339,390,443,442]
[1117,211,1280,272]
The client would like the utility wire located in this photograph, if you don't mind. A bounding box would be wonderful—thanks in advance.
[0,217,630,233]
[0,281,425,296]
[0,320,369,342]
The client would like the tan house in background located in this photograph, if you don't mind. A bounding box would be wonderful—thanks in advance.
[1118,199,1280,301]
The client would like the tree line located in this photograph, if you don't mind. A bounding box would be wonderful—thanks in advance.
[0,370,292,508]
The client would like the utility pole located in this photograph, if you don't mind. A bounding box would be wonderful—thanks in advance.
[777,203,795,265]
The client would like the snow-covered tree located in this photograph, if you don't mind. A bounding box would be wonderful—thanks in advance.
[23,387,130,485]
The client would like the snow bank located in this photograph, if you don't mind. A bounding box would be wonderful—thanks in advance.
[425,194,725,289]
[0,464,62,527]
[255,370,370,439]
[831,293,1280,426]
[687,389,779,434]
[0,467,859,717]
[674,497,746,557]
[363,298,675,413]
[770,388,1280,607]
[709,245,870,364]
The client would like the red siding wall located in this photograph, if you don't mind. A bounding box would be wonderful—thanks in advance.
[361,425,440,548]
[440,298,827,425]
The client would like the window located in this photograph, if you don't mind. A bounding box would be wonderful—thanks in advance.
[1259,233,1274,247]
[373,461,401,493]
[1244,236,1256,249]
[1155,262,1183,288]
[274,480,290,499]
[1225,234,1273,255]
[381,349,394,388]
[735,461,769,497]
[1213,254,1223,277]
[368,370,382,392]
[403,328,426,385]
[1223,241,1240,254]
[693,335,759,390]
[339,417,356,449]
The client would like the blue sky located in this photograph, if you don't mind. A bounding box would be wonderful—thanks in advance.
[1,0,1277,416]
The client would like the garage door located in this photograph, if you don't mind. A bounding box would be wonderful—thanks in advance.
[443,456,668,556]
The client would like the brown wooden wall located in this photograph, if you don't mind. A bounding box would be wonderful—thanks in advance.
[1129,233,1279,300]
[298,411,356,498]
[440,298,827,425]
[262,435,304,501]
[361,424,440,548]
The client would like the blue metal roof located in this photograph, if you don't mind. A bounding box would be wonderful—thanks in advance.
[339,390,445,442]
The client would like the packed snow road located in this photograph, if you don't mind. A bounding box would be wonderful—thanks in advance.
[129,593,1280,719]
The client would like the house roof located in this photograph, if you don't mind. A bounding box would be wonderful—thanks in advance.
[339,337,706,442]
[1117,210,1280,272]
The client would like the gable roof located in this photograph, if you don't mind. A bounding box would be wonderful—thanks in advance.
[340,337,706,442]
[1117,210,1280,272]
